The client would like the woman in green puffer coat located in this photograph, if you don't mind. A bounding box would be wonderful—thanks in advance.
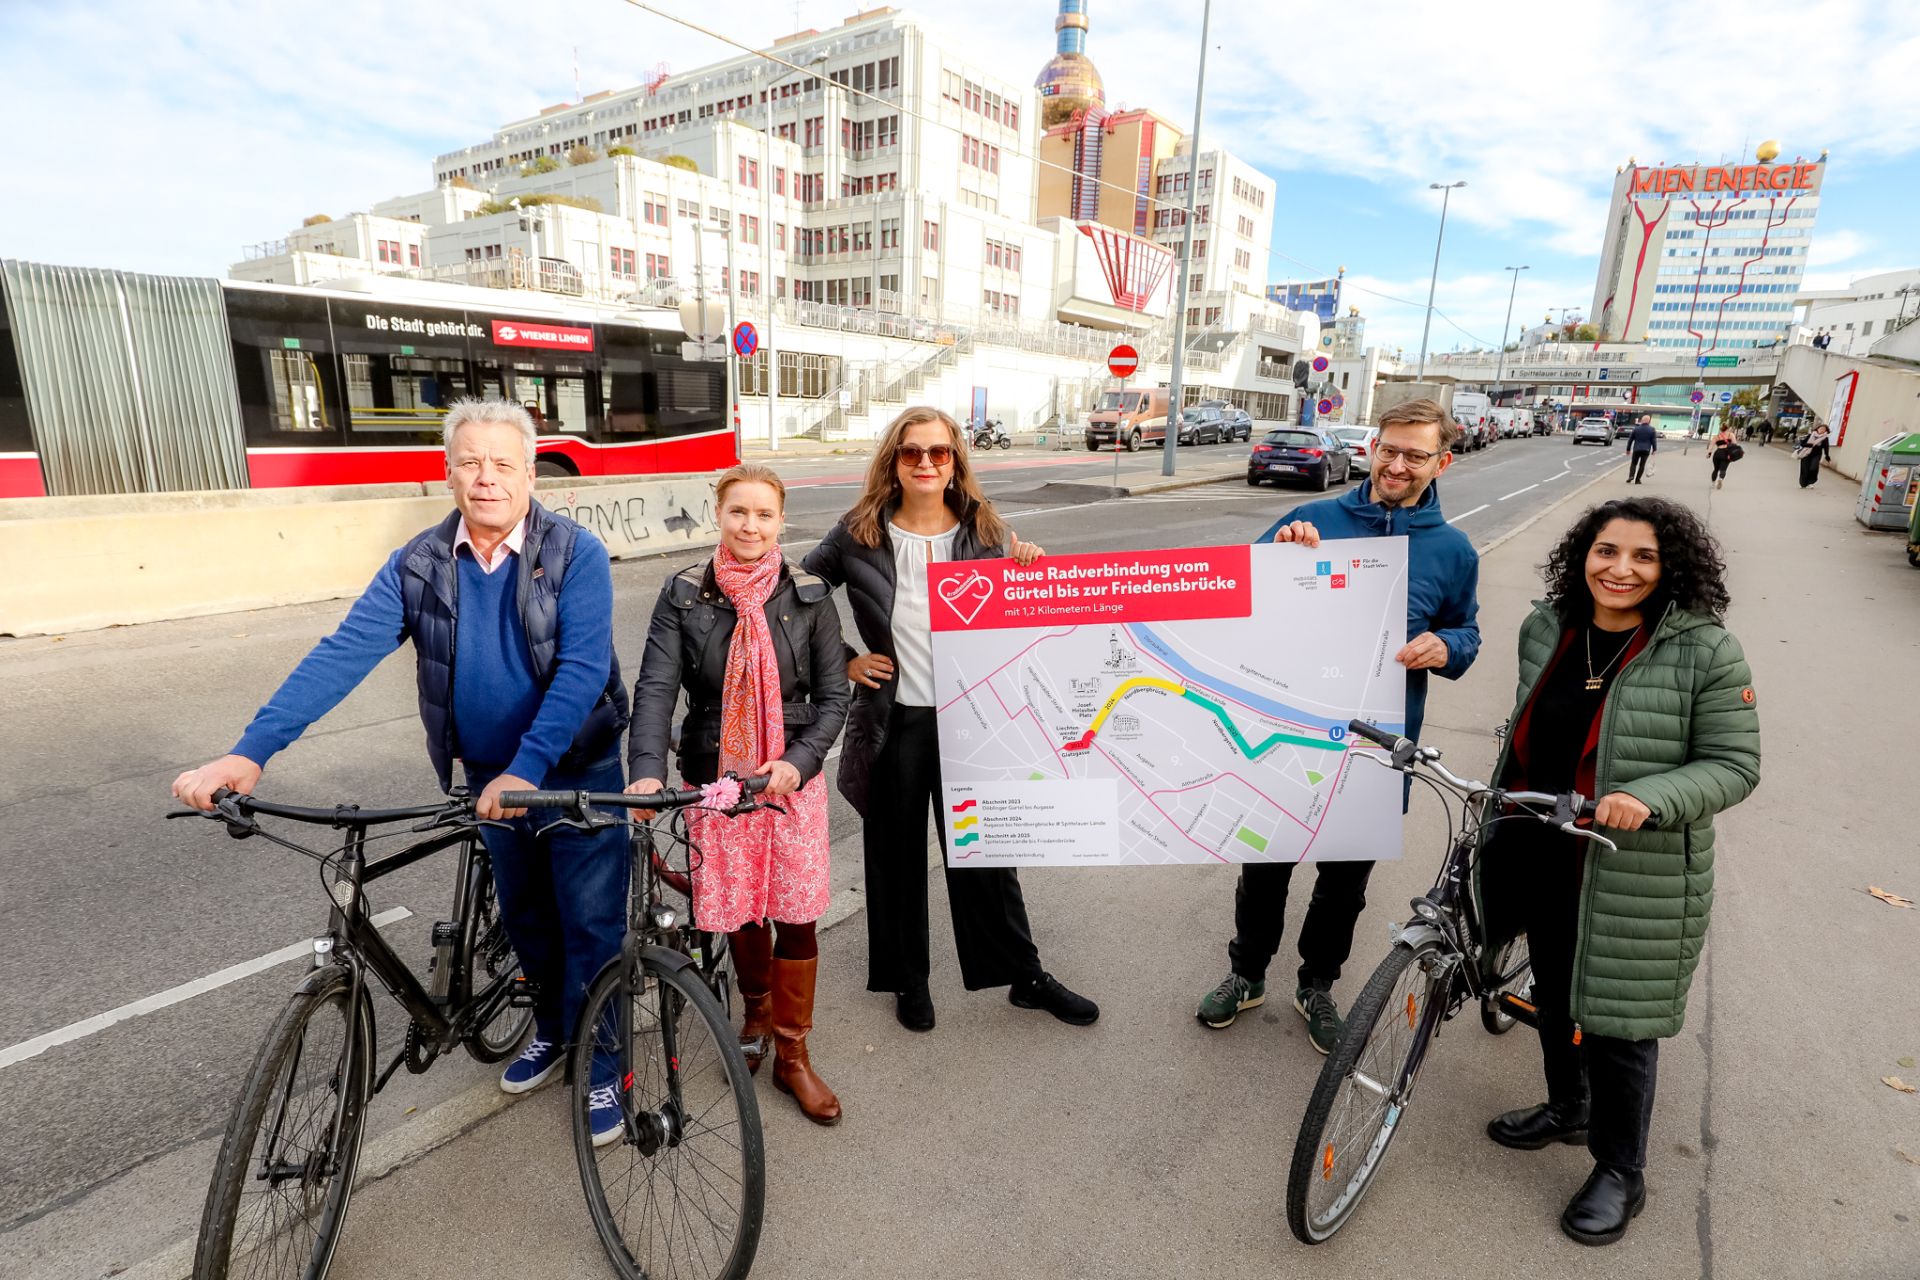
[1479,496,1760,1247]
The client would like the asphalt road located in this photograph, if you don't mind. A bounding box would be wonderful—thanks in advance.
[0,434,1629,1273]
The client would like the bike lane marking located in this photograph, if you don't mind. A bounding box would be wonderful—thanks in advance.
[0,906,413,1072]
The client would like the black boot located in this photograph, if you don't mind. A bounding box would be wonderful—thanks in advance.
[1561,1164,1646,1246]
[1486,1101,1589,1150]
[895,983,935,1033]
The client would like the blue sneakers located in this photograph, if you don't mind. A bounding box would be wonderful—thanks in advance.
[499,1037,560,1094]
[588,1082,626,1147]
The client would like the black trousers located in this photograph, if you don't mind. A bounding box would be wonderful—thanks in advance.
[862,704,1043,993]
[1627,450,1651,482]
[1710,455,1732,482]
[1226,858,1376,991]
[1509,829,1660,1172]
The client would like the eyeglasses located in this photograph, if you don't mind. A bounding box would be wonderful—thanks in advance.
[896,444,954,467]
[1374,444,1439,468]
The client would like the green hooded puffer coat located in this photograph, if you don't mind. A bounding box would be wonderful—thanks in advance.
[1481,601,1761,1041]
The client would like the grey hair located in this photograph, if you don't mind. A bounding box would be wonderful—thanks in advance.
[442,397,538,467]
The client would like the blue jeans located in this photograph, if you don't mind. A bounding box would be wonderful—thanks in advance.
[466,756,628,1046]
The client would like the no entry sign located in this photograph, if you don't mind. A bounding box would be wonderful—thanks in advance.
[1108,344,1139,378]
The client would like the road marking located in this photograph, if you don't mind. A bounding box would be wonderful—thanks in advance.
[1542,471,1567,482]
[1447,504,1490,525]
[1499,484,1539,501]
[0,907,414,1072]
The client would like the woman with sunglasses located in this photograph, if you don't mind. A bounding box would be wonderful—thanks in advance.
[804,406,1098,1033]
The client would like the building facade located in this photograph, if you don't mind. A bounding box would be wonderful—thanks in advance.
[1591,151,1826,352]
[1796,266,1920,356]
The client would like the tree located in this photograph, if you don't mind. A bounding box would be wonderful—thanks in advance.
[301,213,332,226]
[520,155,561,176]
[566,145,598,166]
[1572,323,1599,342]
[659,154,698,173]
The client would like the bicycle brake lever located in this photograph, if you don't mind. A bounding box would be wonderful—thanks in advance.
[532,814,627,840]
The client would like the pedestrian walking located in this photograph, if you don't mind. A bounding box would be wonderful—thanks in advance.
[171,399,635,1140]
[1813,329,1832,350]
[626,462,850,1125]
[1479,497,1758,1245]
[803,406,1098,1033]
[1796,421,1832,488]
[1194,398,1482,1051]
[1625,416,1658,484]
[1709,425,1740,489]
[1758,418,1775,447]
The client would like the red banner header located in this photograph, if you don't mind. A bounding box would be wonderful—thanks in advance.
[490,319,595,351]
[928,546,1252,632]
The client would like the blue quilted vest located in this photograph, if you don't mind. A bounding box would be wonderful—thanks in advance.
[397,499,628,791]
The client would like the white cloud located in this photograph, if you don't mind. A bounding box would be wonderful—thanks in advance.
[1806,229,1874,267]
[1341,270,1595,359]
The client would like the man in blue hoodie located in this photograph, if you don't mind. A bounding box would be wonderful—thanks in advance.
[173,399,633,1141]
[1196,399,1481,1052]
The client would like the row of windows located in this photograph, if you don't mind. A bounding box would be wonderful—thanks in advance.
[1651,301,1791,313]
[1153,204,1210,229]
[1655,282,1799,294]
[1156,169,1214,196]
[1671,207,1816,222]
[982,289,1020,315]
[984,238,1023,272]
[830,56,900,96]
[374,240,420,267]
[939,71,1020,131]
[1230,176,1267,210]
[959,134,1002,174]
[1647,320,1784,331]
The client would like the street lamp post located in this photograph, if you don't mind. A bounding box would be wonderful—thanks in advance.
[759,51,827,453]
[1494,264,1529,395]
[1416,180,1466,382]
[1163,0,1212,478]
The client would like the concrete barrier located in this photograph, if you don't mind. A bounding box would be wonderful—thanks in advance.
[1,478,721,637]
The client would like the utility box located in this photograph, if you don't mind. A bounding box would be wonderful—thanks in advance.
[1855,432,1920,531]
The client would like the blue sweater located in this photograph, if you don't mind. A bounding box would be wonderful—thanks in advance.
[1259,479,1480,741]
[233,533,615,786]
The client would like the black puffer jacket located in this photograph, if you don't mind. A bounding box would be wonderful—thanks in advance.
[628,559,849,787]
[801,495,1003,815]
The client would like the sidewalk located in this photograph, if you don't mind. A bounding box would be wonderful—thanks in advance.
[126,444,1920,1280]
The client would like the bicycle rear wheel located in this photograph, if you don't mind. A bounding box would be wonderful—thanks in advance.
[462,859,534,1063]
[572,954,765,1280]
[1480,934,1532,1035]
[1287,939,1449,1244]
[193,965,372,1280]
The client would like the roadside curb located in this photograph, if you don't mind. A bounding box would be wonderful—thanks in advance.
[1473,454,1627,557]
[1123,471,1243,497]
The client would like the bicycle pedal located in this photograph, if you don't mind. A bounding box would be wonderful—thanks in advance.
[1494,992,1540,1028]
[509,975,540,1009]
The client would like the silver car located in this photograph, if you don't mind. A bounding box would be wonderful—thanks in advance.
[1573,416,1615,446]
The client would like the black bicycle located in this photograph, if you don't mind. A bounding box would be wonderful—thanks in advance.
[1285,720,1625,1244]
[175,789,533,1280]
[500,778,772,1280]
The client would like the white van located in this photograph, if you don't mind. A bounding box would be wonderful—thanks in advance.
[1450,391,1492,451]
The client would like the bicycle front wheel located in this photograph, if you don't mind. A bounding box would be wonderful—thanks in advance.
[1287,939,1449,1244]
[193,965,372,1280]
[462,858,534,1063]
[572,954,765,1280]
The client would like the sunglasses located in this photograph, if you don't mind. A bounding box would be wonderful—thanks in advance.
[896,444,954,467]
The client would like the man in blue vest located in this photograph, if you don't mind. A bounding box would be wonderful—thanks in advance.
[174,398,630,1138]
[1195,398,1481,1053]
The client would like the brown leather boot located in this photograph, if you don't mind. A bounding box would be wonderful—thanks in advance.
[730,926,773,1076]
[771,956,842,1125]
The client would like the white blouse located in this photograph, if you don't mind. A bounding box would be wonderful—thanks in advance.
[888,522,959,706]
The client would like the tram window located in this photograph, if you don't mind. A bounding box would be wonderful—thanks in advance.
[601,325,659,438]
[343,353,462,437]
[0,285,33,453]
[225,288,337,442]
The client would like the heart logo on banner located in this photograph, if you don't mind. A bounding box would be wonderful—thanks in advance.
[936,569,996,626]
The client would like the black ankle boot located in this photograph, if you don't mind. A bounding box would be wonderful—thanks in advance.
[1486,1101,1589,1150]
[1561,1164,1646,1246]
[895,983,935,1032]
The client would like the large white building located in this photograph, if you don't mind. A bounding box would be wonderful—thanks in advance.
[1591,149,1826,352]
[1796,266,1920,356]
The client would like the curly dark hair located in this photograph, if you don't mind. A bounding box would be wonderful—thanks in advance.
[1541,496,1731,622]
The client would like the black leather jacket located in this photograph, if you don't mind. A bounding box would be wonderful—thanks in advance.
[801,495,1004,815]
[627,559,849,787]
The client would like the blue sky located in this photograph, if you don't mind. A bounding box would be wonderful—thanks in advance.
[3,0,1915,353]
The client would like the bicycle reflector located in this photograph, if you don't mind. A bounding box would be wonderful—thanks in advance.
[1322,1143,1335,1180]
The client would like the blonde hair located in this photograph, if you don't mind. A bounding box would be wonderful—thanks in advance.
[714,461,786,510]
[844,406,1007,549]
[1379,398,1462,451]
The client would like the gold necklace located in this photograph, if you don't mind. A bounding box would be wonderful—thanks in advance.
[1584,624,1640,691]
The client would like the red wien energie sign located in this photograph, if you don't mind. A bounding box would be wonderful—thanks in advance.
[490,319,595,351]
[1631,163,1820,196]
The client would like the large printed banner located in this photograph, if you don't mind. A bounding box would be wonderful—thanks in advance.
[929,541,1408,867]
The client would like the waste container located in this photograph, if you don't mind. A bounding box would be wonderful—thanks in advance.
[1854,432,1920,532]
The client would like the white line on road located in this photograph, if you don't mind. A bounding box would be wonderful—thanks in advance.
[1447,504,1490,525]
[1499,484,1539,501]
[1542,471,1567,482]
[0,907,414,1072]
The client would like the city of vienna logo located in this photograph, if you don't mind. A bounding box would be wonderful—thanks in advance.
[937,569,996,626]
[497,324,519,342]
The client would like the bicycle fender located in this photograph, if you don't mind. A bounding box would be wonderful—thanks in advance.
[589,941,698,995]
[1390,922,1445,952]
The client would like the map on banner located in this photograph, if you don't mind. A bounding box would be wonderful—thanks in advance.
[929,540,1407,867]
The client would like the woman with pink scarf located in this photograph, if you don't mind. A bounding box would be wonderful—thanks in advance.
[626,463,850,1124]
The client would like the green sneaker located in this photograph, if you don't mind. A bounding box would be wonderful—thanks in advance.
[1294,985,1344,1055]
[1196,973,1265,1028]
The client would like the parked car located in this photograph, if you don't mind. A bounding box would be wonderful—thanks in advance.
[1573,416,1615,446]
[1248,428,1352,490]
[1199,399,1255,441]
[1330,426,1378,466]
[1531,411,1554,436]
[1177,405,1228,446]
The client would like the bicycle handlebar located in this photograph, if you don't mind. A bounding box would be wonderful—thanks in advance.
[499,774,771,815]
[170,789,459,828]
